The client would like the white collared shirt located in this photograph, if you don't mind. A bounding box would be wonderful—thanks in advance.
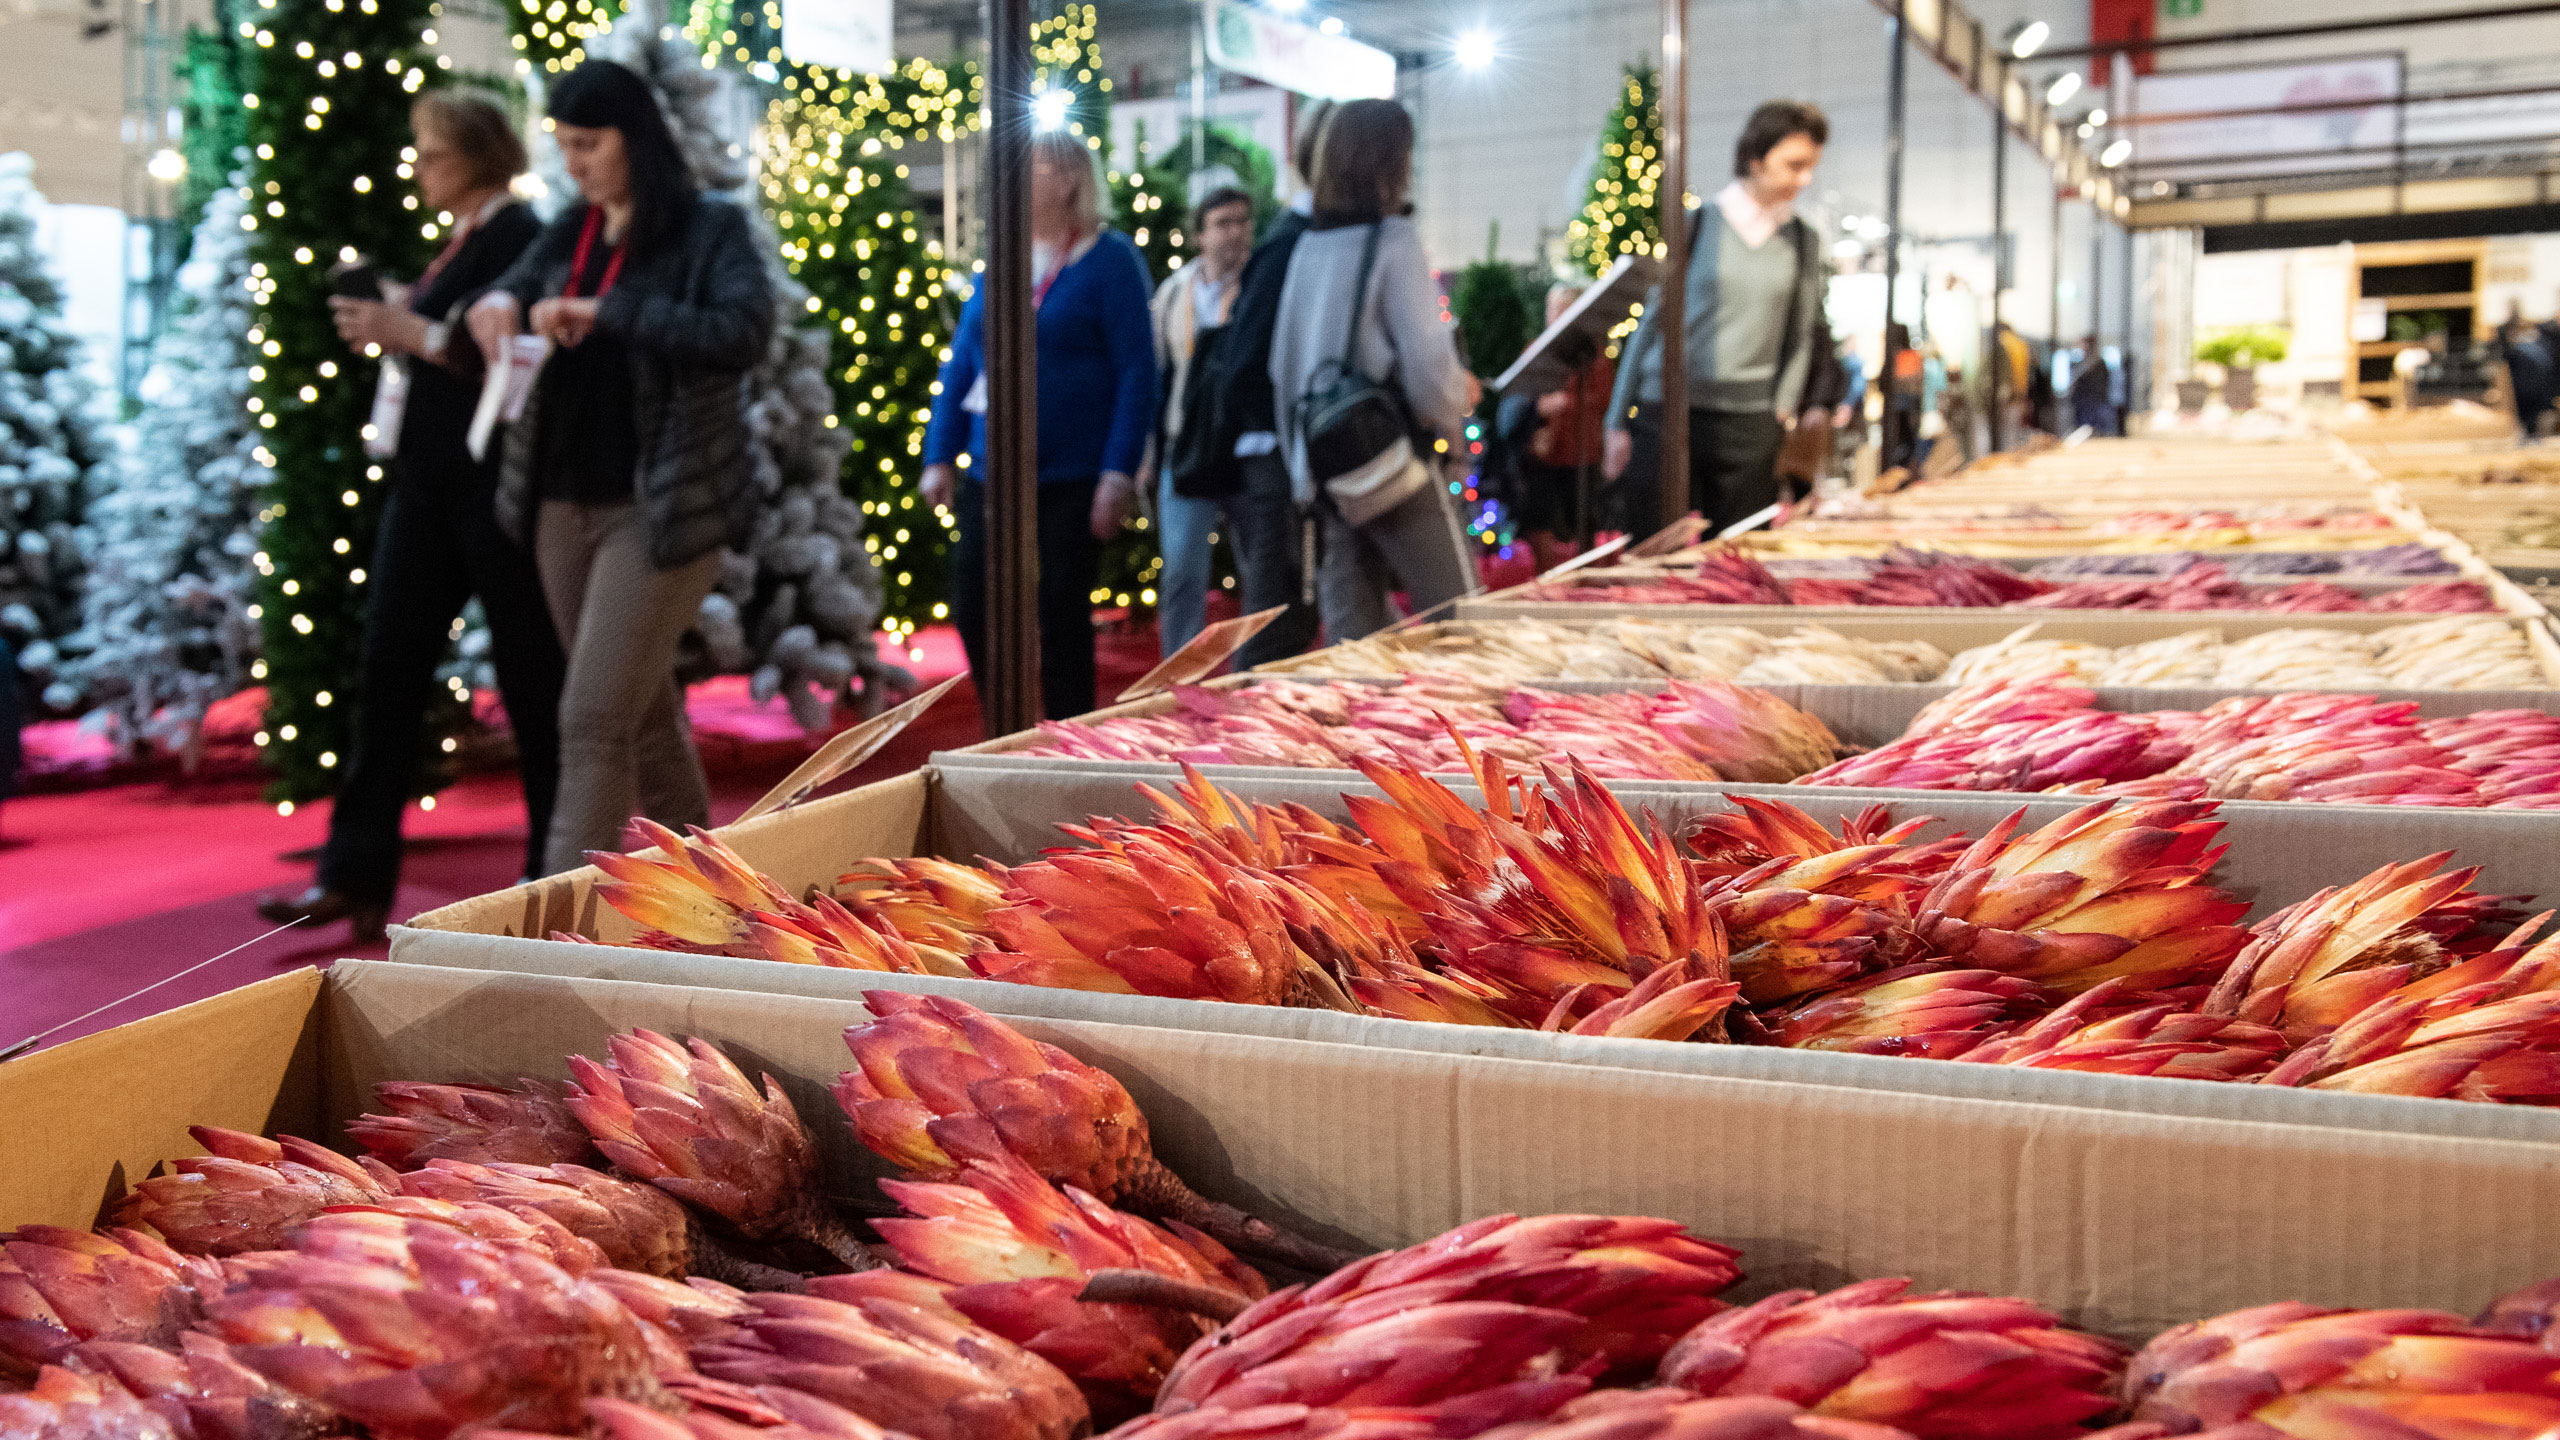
[1717,180,1792,249]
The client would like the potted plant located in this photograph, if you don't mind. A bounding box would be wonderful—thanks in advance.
[2195,324,2290,411]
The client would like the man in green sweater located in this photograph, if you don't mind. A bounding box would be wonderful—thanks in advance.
[1602,100,1828,535]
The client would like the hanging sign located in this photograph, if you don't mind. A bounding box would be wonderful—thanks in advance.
[1204,0,1396,101]
[783,0,894,77]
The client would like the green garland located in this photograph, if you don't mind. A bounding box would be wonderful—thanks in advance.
[236,0,444,804]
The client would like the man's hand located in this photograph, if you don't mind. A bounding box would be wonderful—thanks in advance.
[1602,428,1634,480]
[530,296,602,348]
[467,293,522,360]
[920,463,957,512]
[1091,471,1136,539]
[1535,389,1572,418]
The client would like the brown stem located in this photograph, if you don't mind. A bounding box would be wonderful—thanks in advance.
[1077,1268,1251,1323]
[1117,1156,1367,1275]
[794,1199,882,1274]
[687,1220,808,1293]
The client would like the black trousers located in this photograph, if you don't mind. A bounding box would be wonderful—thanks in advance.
[1228,452,1320,671]
[318,471,565,902]
[1610,405,1785,537]
[953,476,1101,725]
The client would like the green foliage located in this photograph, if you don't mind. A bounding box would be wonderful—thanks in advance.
[766,57,980,640]
[2195,324,2290,368]
[236,0,441,802]
[177,28,251,250]
[1568,64,1663,279]
[505,0,624,74]
[1454,255,1532,381]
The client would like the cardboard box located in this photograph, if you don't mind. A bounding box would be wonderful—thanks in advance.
[395,757,2560,1127]
[9,960,2560,1342]
[1252,615,2560,690]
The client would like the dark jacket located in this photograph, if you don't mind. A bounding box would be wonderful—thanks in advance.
[1167,206,1311,497]
[492,194,775,569]
[398,200,540,488]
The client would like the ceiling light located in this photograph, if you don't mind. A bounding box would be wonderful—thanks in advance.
[145,147,186,183]
[1454,26,1498,70]
[2101,137,2132,167]
[1318,15,1345,34]
[1032,87,1073,131]
[2046,71,2081,106]
[2009,19,2050,58]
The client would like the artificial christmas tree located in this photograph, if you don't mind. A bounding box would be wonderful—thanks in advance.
[1567,64,1664,280]
[765,58,978,646]
[0,153,112,717]
[235,0,437,803]
[65,180,267,758]
[567,3,899,726]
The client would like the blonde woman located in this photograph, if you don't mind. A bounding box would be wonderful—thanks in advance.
[922,130,1158,722]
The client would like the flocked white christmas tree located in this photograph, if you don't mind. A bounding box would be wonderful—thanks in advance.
[552,4,901,728]
[62,176,266,756]
[0,152,110,715]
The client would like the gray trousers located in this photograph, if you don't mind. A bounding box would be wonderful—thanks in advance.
[535,500,723,875]
[1314,469,1482,642]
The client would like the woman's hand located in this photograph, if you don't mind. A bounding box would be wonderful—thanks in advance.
[530,296,603,348]
[329,297,427,356]
[1091,472,1136,539]
[467,293,523,360]
[1463,372,1485,411]
[919,463,957,511]
[1602,428,1634,480]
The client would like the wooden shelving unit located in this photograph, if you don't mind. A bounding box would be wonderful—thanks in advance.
[2348,240,2486,406]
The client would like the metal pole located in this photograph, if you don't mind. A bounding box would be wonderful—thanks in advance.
[1989,84,2007,453]
[983,0,1041,734]
[2089,199,2104,349]
[1879,0,1909,463]
[2049,182,2063,431]
[1657,0,1691,529]
[2121,223,2138,417]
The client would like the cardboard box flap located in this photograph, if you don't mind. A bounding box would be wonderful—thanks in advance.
[321,962,2560,1338]
[379,936,2560,1145]
[0,970,327,1230]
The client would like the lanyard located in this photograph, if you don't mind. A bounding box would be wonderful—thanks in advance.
[564,207,627,300]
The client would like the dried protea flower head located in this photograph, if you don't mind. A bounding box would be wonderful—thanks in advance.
[345,1078,600,1170]
[1658,1278,2124,1439]
[691,1270,1091,1440]
[204,1211,673,1439]
[111,1127,395,1257]
[2119,1299,2560,1433]
[871,1141,1268,1418]
[1152,1214,1740,1421]
[566,1028,873,1272]
[2207,855,2487,1040]
[1910,800,2250,995]
[1956,981,2287,1082]
[62,1331,339,1440]
[1475,1389,1924,1440]
[838,991,1363,1274]
[396,1159,694,1279]
[0,1362,186,1440]
[0,1226,217,1374]
[588,819,796,953]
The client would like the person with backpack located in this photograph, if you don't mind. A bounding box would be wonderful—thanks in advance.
[1146,185,1256,655]
[1160,104,1333,669]
[1268,99,1481,642]
[1601,100,1829,534]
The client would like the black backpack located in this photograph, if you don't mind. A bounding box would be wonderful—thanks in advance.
[1170,211,1308,500]
[1292,223,1416,497]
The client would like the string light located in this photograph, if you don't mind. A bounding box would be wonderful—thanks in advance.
[1567,63,1664,280]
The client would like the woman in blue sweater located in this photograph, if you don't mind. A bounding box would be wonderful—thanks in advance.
[923,132,1158,723]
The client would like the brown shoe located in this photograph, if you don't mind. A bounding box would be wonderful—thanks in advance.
[256,886,390,945]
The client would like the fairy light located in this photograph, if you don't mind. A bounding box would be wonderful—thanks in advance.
[242,0,446,803]
[1567,63,1664,279]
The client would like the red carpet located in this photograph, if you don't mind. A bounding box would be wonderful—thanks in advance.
[0,620,1168,1057]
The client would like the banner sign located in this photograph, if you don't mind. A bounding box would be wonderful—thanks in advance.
[1204,0,1396,101]
[784,0,893,77]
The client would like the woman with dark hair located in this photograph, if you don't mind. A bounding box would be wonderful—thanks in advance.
[1267,97,1480,640]
[921,129,1157,722]
[258,89,558,942]
[466,59,774,874]
[1602,99,1829,533]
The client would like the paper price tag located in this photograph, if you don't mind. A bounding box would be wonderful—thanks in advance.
[1117,606,1289,702]
[1628,515,1708,559]
[1533,531,1632,582]
[467,334,552,462]
[735,675,964,826]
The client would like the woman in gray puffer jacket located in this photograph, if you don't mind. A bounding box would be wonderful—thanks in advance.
[468,59,773,874]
